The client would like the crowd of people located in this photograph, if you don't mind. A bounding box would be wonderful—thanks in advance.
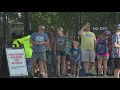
[12,23,120,78]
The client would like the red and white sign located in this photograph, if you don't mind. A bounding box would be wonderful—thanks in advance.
[6,48,28,77]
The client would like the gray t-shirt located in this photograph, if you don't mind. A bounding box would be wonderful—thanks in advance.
[55,35,68,51]
[30,32,49,52]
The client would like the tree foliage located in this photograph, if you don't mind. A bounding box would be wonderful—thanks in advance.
[5,12,119,36]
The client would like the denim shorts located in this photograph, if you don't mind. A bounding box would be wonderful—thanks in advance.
[56,51,66,56]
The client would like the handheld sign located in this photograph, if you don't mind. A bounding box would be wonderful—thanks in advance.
[6,48,28,77]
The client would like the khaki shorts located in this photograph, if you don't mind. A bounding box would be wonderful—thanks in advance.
[73,62,81,69]
[81,50,95,62]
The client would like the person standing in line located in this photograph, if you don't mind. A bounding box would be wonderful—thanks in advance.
[17,31,37,78]
[64,31,72,77]
[96,31,110,76]
[107,33,114,76]
[78,23,96,76]
[72,41,81,78]
[111,24,120,78]
[55,27,68,77]
[47,30,57,77]
[30,25,49,78]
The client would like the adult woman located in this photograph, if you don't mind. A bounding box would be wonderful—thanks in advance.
[55,27,68,77]
[47,30,56,77]
[96,31,110,76]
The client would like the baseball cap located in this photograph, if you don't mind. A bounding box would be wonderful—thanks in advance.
[104,30,111,36]
[117,24,120,29]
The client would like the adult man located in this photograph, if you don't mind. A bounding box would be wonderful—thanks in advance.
[78,23,96,76]
[12,32,35,77]
[18,31,34,77]
[111,24,120,78]
[30,25,49,78]
[12,33,23,48]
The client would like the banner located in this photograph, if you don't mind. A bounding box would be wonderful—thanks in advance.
[6,48,28,77]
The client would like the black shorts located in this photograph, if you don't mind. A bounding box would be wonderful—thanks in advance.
[56,51,66,56]
[114,58,120,69]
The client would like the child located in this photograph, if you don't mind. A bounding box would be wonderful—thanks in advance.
[72,41,81,78]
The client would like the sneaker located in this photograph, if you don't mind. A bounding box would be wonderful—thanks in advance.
[38,74,43,78]
[76,76,79,78]
[73,74,76,78]
[34,71,40,78]
[42,73,46,78]
[45,73,48,78]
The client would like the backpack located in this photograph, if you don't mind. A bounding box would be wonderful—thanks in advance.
[96,37,109,55]
[17,40,24,48]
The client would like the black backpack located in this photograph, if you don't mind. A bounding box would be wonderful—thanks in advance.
[17,40,24,48]
[12,40,23,48]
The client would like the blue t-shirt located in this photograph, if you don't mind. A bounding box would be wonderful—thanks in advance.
[30,32,49,53]
[72,48,81,63]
